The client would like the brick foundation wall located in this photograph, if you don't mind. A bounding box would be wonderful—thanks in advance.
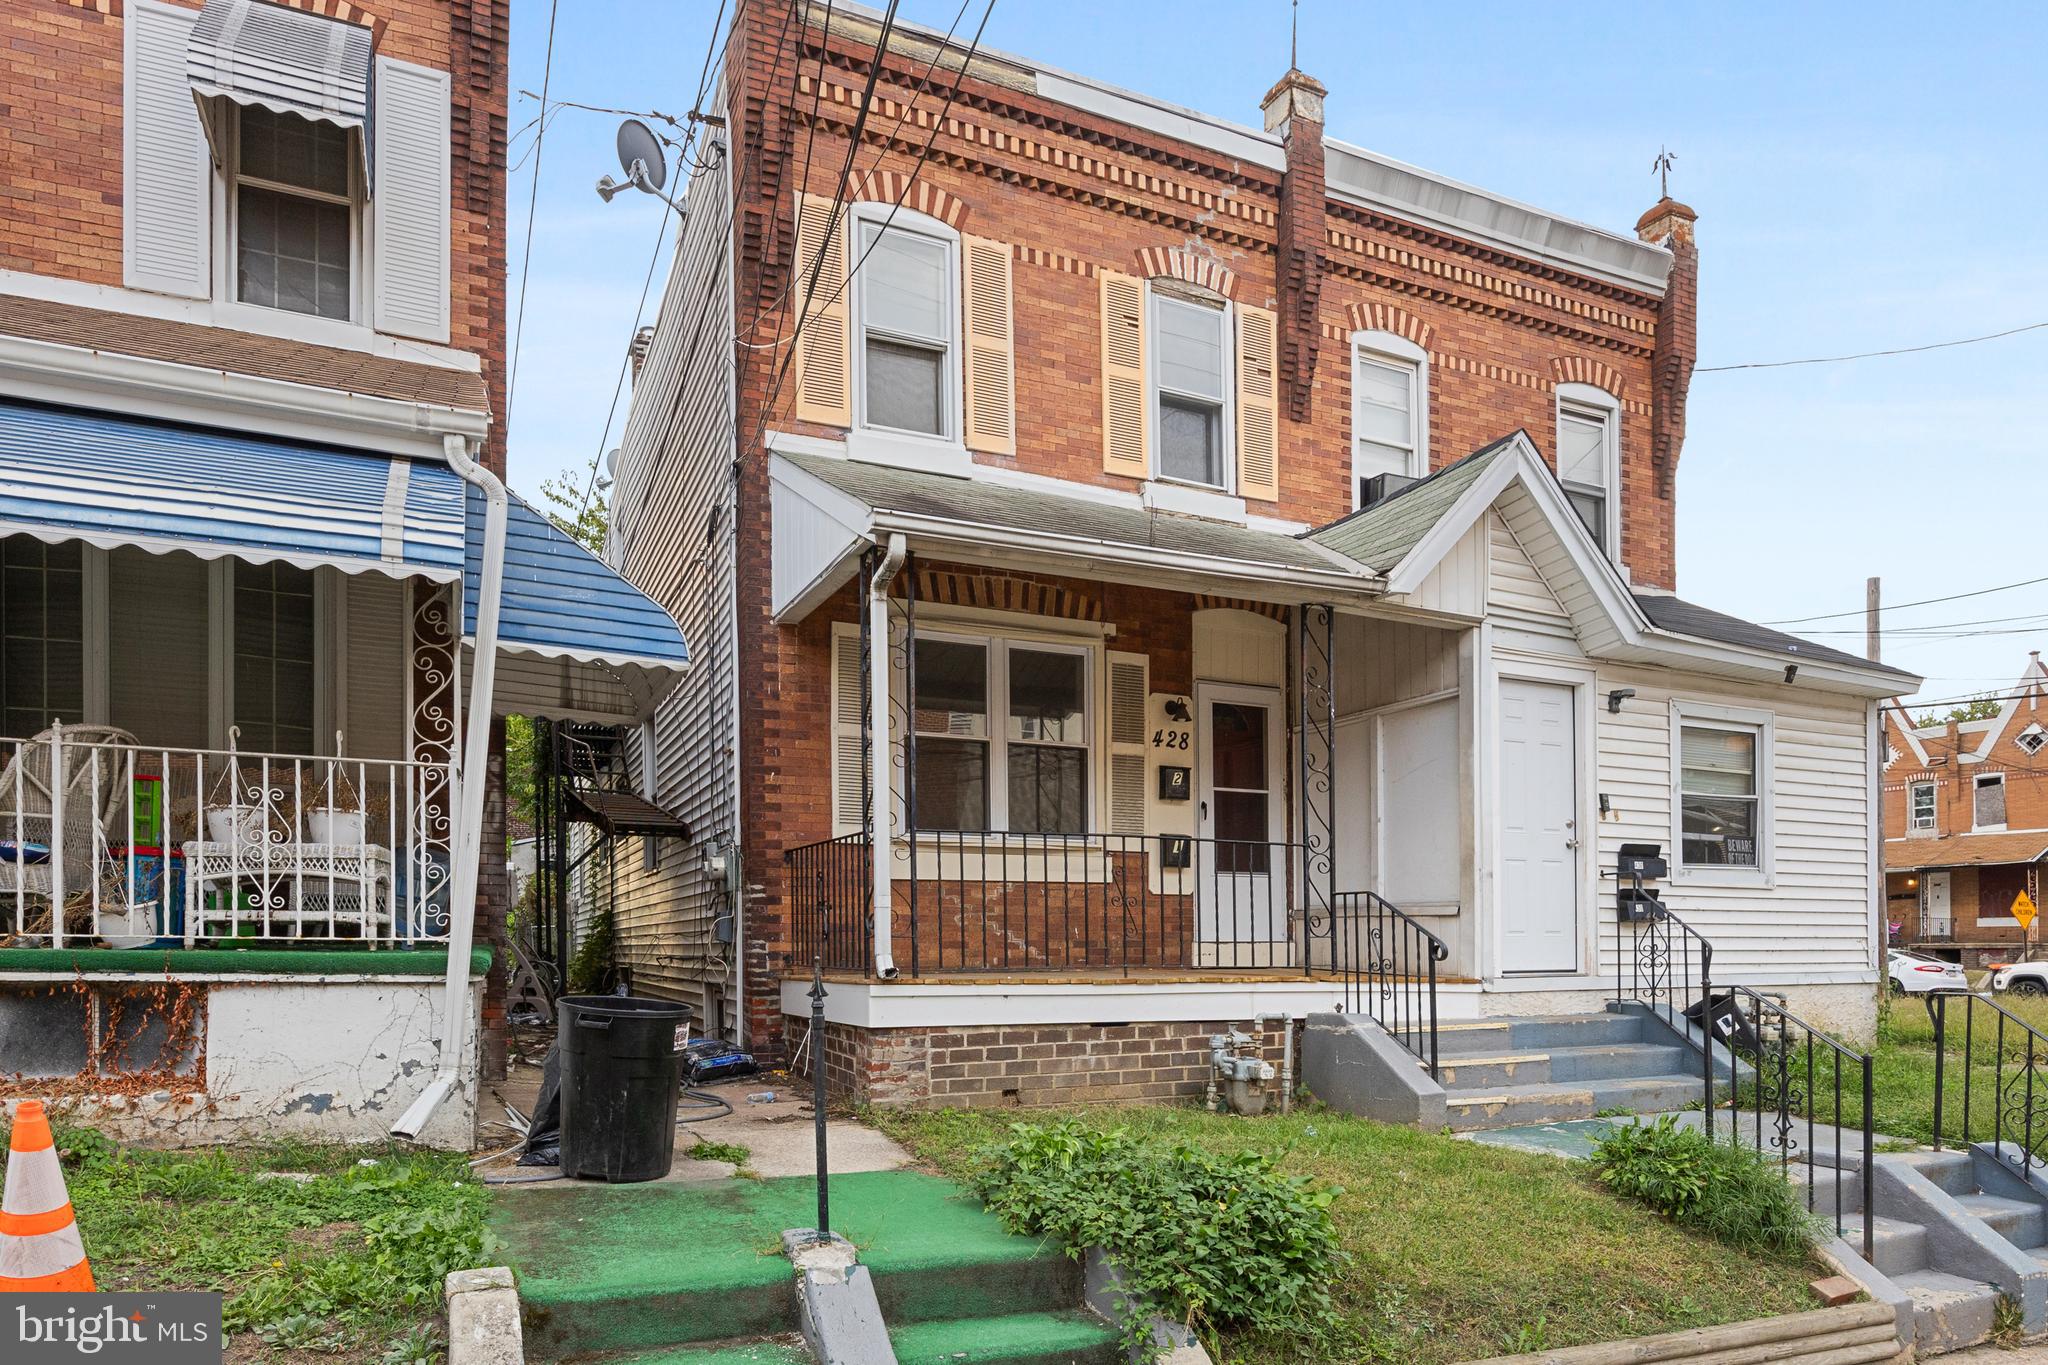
[811,1018,1296,1110]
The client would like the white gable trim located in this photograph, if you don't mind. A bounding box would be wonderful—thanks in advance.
[1886,705,1930,767]
[1967,656,2048,761]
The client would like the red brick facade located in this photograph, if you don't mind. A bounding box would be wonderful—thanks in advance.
[721,0,1700,1063]
[0,0,512,1074]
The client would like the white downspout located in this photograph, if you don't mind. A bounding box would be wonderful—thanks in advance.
[870,534,906,980]
[391,432,508,1140]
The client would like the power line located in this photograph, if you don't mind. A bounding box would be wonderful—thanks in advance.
[506,0,561,422]
[1765,575,2048,627]
[1698,320,2048,373]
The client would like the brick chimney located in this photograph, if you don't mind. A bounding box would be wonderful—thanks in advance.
[1263,68,1327,423]
[1636,198,1698,504]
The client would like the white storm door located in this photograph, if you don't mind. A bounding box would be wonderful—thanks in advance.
[1498,677,1580,973]
[1195,682,1286,965]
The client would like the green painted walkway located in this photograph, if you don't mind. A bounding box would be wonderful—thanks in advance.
[494,1169,1110,1362]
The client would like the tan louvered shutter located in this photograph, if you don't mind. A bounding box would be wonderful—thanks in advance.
[1235,303,1280,501]
[793,193,852,426]
[1107,651,1149,836]
[1100,270,1149,478]
[961,235,1016,455]
[829,626,867,834]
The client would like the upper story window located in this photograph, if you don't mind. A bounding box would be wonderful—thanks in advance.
[1352,332,1428,504]
[1909,780,1937,833]
[1555,384,1620,556]
[1974,772,2008,830]
[1152,288,1232,489]
[855,214,958,440]
[232,105,358,321]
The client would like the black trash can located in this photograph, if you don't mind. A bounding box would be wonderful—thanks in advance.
[557,994,692,1182]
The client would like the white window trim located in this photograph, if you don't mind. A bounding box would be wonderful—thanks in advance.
[1146,282,1235,494]
[846,202,969,475]
[1350,329,1429,504]
[1908,779,1938,834]
[1555,382,1621,561]
[898,625,1100,836]
[210,103,369,326]
[1670,699,1775,887]
[1974,771,2008,832]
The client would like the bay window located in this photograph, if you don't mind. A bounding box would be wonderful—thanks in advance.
[1152,290,1230,488]
[911,633,1091,835]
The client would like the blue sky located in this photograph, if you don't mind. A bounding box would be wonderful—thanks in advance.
[503,1,2048,708]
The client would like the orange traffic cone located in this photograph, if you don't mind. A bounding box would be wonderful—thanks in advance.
[0,1101,94,1291]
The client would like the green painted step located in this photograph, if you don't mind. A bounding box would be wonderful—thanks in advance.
[496,1171,1076,1359]
[573,1339,811,1365]
[890,1310,1121,1365]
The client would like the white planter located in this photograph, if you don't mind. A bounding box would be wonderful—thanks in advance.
[307,811,366,845]
[206,807,269,845]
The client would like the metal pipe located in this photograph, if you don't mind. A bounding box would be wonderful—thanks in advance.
[868,534,906,980]
[391,432,508,1141]
[1254,1012,1293,1115]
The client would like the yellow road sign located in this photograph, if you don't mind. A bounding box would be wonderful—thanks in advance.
[2016,890,2038,931]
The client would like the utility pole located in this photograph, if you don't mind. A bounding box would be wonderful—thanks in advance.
[1866,577,1882,663]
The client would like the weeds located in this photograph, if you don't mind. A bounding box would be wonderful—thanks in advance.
[1590,1116,1819,1254]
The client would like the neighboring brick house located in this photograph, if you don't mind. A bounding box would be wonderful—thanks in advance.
[1883,653,2048,968]
[604,0,1914,1105]
[0,0,688,1146]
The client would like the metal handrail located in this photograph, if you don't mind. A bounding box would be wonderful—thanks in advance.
[1334,890,1449,1078]
[1711,983,1876,1261]
[1927,989,2048,1179]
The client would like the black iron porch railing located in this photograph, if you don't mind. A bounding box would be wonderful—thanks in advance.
[1926,990,2048,1180]
[1613,899,1714,1031]
[1332,890,1448,1078]
[785,832,873,973]
[1709,985,1876,1261]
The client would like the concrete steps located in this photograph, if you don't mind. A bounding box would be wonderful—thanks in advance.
[889,1311,1121,1365]
[1433,1012,1712,1131]
[587,1342,811,1365]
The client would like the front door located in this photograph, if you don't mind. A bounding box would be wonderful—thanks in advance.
[1925,870,1953,938]
[1196,683,1286,967]
[1499,677,1579,973]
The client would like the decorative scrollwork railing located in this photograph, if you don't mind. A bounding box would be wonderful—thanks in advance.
[1927,990,2048,1182]
[1331,890,1449,1078]
[1709,984,1875,1261]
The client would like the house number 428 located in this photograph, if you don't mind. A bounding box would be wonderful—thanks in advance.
[1151,729,1190,750]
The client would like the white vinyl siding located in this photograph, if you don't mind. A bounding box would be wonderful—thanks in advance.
[125,0,212,299]
[370,56,452,342]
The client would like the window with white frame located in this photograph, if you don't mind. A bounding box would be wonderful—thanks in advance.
[2019,723,2047,756]
[1556,385,1619,555]
[231,105,359,321]
[1678,718,1763,869]
[1975,772,2008,830]
[910,633,1091,835]
[0,538,85,738]
[1909,780,1938,833]
[1151,288,1232,489]
[1352,333,1426,503]
[853,211,958,440]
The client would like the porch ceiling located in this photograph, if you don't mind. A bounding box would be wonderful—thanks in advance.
[769,450,1381,619]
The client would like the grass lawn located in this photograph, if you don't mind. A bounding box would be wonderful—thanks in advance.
[869,1104,1825,1364]
[1860,991,2048,1148]
[0,1118,487,1363]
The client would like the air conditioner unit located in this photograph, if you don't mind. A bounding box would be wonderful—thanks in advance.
[1359,472,1420,509]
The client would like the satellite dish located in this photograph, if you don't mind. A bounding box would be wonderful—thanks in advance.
[616,119,667,193]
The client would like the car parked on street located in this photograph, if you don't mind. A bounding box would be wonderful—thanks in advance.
[1988,961,2048,997]
[1888,949,1971,995]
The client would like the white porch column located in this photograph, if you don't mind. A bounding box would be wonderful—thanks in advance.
[868,535,906,978]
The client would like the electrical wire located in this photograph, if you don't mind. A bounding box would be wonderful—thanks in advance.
[505,0,561,422]
[1765,575,2048,626]
[1698,320,2048,373]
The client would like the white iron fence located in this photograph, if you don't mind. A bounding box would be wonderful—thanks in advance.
[1,725,454,948]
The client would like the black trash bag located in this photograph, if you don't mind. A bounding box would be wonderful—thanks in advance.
[518,1041,563,1167]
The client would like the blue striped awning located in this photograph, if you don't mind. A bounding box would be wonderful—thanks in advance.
[464,490,691,723]
[0,398,466,581]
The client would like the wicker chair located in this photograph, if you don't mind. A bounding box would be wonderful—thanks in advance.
[0,723,138,917]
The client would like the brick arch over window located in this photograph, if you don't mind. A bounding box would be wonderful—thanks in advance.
[892,570,1103,622]
[1344,301,1432,350]
[1551,355,1626,398]
[840,171,970,230]
[1192,594,1287,621]
[1133,247,1237,300]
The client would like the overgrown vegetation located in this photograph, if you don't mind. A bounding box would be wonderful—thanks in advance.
[566,900,615,994]
[873,1105,1820,1364]
[1589,1116,1820,1254]
[3,1121,487,1362]
[1855,991,2048,1147]
[970,1119,1352,1357]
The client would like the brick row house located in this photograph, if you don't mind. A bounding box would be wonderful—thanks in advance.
[604,0,1914,1106]
[1883,653,2048,968]
[0,0,688,1146]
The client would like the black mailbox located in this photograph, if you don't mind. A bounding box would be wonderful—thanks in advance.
[1160,835,1191,869]
[1617,843,1667,880]
[1616,842,1667,920]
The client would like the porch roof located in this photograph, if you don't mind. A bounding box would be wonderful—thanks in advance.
[462,490,692,724]
[769,450,1377,618]
[1886,832,2048,872]
[0,395,468,581]
[1304,435,1514,573]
